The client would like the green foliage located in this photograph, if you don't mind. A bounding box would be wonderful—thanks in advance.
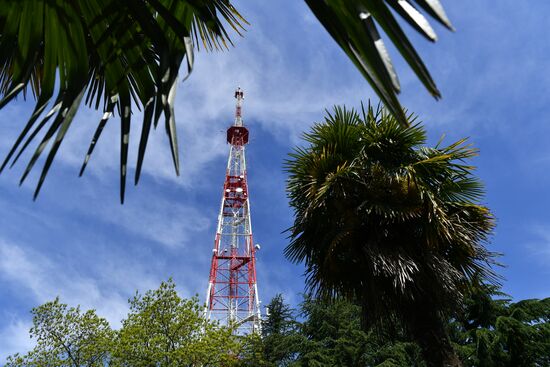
[237,334,272,367]
[452,285,550,367]
[0,0,244,202]
[241,292,550,367]
[285,103,497,365]
[298,296,425,367]
[7,283,549,367]
[6,280,239,367]
[5,298,114,367]
[261,295,304,366]
[113,279,238,366]
[298,296,373,366]
[239,294,425,367]
[263,294,297,337]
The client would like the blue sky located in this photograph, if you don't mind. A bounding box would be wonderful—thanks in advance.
[1,0,550,359]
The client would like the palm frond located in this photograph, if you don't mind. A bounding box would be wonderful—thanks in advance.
[285,102,497,333]
[0,0,245,202]
[304,0,453,125]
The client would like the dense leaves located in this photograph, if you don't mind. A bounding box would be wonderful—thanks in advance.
[261,295,304,366]
[237,294,427,367]
[5,298,114,367]
[452,285,550,367]
[113,280,239,366]
[0,0,244,202]
[6,280,239,367]
[285,104,497,366]
[239,292,550,367]
[7,282,548,366]
[239,294,426,366]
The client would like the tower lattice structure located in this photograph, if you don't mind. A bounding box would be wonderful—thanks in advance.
[205,88,261,334]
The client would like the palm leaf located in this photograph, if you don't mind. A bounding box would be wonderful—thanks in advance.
[1,0,454,201]
[0,0,245,202]
[304,0,453,125]
[285,102,497,333]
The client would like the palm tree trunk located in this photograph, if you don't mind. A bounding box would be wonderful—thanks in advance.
[407,305,462,367]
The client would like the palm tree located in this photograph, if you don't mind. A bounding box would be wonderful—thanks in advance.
[285,104,498,367]
[0,0,452,201]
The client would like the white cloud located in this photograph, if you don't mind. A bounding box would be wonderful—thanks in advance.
[0,234,217,360]
[15,167,214,249]
[0,240,125,358]
[0,239,172,360]
[0,317,33,361]
[3,0,549,195]
[89,195,211,249]
[0,0,377,199]
[527,226,550,265]
[0,241,129,325]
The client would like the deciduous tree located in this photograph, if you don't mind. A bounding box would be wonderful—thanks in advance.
[114,279,239,367]
[5,298,114,367]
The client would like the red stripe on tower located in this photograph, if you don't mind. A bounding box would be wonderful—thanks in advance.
[204,87,262,334]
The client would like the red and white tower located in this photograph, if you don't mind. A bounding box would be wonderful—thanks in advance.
[205,88,261,334]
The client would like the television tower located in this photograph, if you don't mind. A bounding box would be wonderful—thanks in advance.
[205,88,261,334]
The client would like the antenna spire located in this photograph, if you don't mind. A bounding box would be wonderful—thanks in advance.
[234,87,244,127]
[204,87,261,334]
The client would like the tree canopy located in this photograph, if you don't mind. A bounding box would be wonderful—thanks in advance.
[5,298,114,367]
[239,291,550,367]
[285,103,498,366]
[6,281,549,367]
[6,280,239,367]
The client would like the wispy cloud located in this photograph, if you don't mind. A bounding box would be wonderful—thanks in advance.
[0,240,123,359]
[526,225,550,265]
[0,317,33,361]
[75,191,212,249]
[0,241,129,325]
[0,0,376,196]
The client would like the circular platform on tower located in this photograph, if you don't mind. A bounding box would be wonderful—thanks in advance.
[227,126,249,145]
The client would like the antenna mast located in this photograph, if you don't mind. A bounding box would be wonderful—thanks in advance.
[205,87,262,334]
